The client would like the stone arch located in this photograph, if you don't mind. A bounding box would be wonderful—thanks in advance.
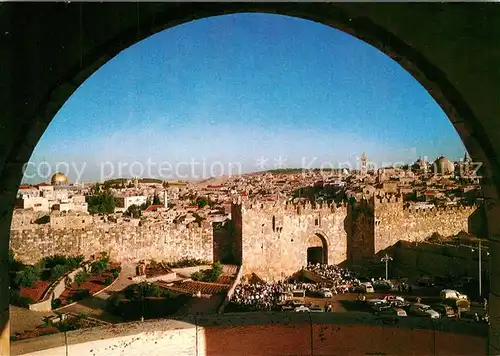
[306,233,328,265]
[2,3,500,354]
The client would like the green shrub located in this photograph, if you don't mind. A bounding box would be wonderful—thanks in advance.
[50,264,68,281]
[51,298,62,309]
[111,268,121,279]
[14,266,40,288]
[43,255,69,269]
[104,276,113,285]
[190,271,204,281]
[207,261,223,282]
[10,289,33,307]
[91,260,109,275]
[167,258,211,268]
[9,249,24,272]
[73,289,91,301]
[74,270,89,286]
[123,282,163,300]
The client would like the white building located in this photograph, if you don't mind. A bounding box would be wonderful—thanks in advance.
[114,195,148,212]
[17,196,50,212]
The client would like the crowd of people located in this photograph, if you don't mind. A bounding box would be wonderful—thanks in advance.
[230,282,286,311]
[229,263,357,311]
[305,263,358,293]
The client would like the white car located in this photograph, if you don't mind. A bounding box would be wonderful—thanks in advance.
[294,305,310,312]
[409,303,440,319]
[318,288,333,298]
[381,295,405,303]
[367,298,386,306]
[440,289,468,301]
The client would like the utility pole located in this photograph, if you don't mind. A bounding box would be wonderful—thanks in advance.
[381,254,393,281]
[479,240,482,297]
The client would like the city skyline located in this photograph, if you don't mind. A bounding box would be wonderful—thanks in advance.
[24,13,466,184]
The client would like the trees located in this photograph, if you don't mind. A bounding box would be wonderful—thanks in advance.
[152,193,161,206]
[125,204,142,218]
[86,192,115,215]
[74,270,89,287]
[14,266,40,288]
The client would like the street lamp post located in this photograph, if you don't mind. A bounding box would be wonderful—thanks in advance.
[472,240,484,297]
[381,254,393,281]
[479,240,482,297]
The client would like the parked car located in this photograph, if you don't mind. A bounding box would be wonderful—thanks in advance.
[294,305,310,312]
[280,300,304,311]
[372,303,393,313]
[318,288,333,298]
[376,307,407,317]
[309,304,324,312]
[432,303,456,318]
[440,289,468,301]
[381,294,405,303]
[444,298,471,313]
[416,277,435,287]
[373,280,395,291]
[356,282,375,293]
[409,303,440,319]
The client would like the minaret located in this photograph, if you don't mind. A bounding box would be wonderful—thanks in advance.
[463,151,472,163]
[360,152,367,176]
[163,190,168,208]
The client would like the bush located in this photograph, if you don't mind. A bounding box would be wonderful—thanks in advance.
[111,269,120,279]
[43,255,69,269]
[123,282,163,300]
[10,289,33,307]
[104,276,113,285]
[91,260,109,275]
[50,264,68,281]
[167,258,210,268]
[190,271,204,281]
[74,270,89,286]
[51,298,62,309]
[9,249,24,272]
[73,289,91,301]
[207,261,223,282]
[67,255,84,269]
[14,266,40,288]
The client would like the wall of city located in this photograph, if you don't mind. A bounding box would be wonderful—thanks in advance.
[233,201,348,281]
[9,219,213,265]
[348,195,479,264]
[391,241,490,280]
[9,196,480,281]
[373,196,477,252]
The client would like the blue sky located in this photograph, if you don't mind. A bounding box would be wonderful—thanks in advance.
[25,13,466,183]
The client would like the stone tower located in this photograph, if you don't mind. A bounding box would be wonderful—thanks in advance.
[360,152,368,176]
[163,190,168,208]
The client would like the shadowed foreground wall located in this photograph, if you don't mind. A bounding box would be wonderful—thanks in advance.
[11,313,487,356]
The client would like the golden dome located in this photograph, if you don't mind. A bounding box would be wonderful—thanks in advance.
[51,172,68,185]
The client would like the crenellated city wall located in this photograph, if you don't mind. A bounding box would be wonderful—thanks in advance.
[9,221,213,265]
[9,196,481,280]
[373,197,477,253]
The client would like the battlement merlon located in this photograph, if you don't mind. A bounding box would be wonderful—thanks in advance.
[403,204,478,215]
[233,199,348,216]
[373,193,404,205]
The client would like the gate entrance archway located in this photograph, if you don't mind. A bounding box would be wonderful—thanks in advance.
[306,234,328,266]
